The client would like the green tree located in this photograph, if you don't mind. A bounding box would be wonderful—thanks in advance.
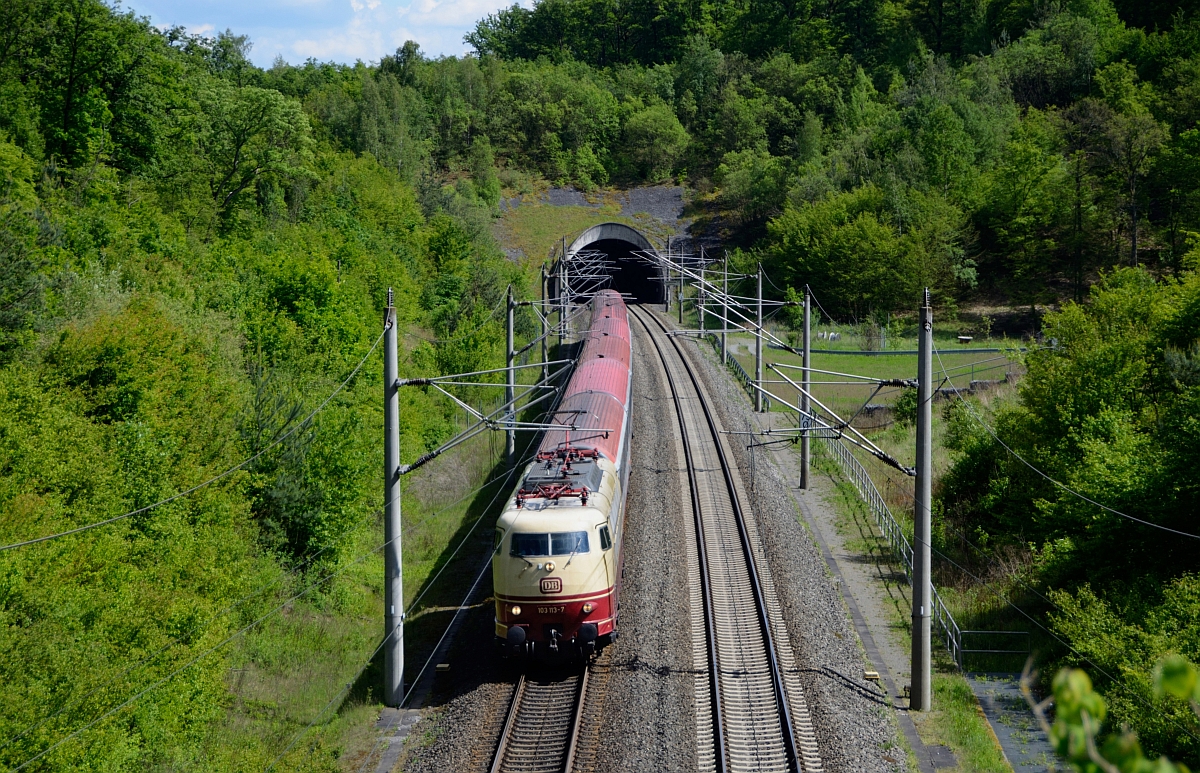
[622,103,689,181]
[188,82,313,223]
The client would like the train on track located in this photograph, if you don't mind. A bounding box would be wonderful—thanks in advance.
[493,290,632,658]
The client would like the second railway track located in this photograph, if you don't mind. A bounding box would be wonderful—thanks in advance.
[630,305,823,773]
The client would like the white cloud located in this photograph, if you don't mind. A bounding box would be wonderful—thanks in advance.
[132,0,531,66]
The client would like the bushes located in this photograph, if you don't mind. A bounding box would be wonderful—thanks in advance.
[940,268,1200,763]
[621,103,689,181]
[762,184,973,318]
[0,9,525,765]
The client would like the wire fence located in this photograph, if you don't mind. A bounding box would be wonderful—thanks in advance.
[817,428,965,669]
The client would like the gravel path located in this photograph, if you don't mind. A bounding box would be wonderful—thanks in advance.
[674,321,907,773]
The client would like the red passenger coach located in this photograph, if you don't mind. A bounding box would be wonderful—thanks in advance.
[492,291,633,658]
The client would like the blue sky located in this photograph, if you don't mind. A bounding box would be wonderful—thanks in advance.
[126,0,531,67]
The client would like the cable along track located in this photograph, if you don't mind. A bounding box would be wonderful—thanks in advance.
[489,667,588,773]
[629,306,823,773]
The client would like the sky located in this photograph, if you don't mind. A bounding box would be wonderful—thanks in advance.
[125,0,531,67]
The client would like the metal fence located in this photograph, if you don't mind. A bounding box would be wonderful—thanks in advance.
[818,433,965,669]
[716,342,771,411]
[705,333,1040,671]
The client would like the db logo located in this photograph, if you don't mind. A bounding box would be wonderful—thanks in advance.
[540,577,562,594]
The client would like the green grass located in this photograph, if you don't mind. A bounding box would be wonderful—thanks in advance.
[497,197,633,263]
[719,329,1021,421]
[676,291,1023,422]
[185,353,562,770]
[495,186,683,265]
[911,674,1013,773]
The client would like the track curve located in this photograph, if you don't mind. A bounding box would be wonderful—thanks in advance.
[629,305,823,773]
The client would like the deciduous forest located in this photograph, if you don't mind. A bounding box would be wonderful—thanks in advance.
[2,0,1200,768]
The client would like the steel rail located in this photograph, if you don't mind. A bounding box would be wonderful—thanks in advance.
[489,667,589,773]
[630,305,803,773]
[630,306,728,773]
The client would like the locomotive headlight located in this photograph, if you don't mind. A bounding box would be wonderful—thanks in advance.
[582,603,594,614]
[510,605,522,617]
[544,561,555,573]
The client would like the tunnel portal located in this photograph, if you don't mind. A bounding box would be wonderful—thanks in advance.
[587,238,663,304]
[559,223,664,305]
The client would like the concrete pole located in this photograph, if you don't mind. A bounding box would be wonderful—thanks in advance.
[755,265,763,413]
[678,250,684,325]
[912,288,933,711]
[557,257,565,348]
[721,251,729,363]
[800,286,811,489]
[561,236,571,309]
[541,264,549,383]
[665,236,672,313]
[383,288,403,707]
[699,247,706,335]
[506,285,516,466]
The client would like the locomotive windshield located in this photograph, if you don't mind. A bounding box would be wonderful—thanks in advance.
[552,531,590,555]
[510,531,591,557]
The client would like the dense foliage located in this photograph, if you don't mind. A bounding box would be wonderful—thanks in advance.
[466,0,1200,318]
[0,2,525,769]
[4,0,1200,766]
[460,0,1200,759]
[941,269,1200,761]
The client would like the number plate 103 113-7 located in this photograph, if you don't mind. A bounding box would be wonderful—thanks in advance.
[537,606,565,614]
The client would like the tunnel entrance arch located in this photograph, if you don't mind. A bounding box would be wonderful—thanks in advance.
[551,222,664,304]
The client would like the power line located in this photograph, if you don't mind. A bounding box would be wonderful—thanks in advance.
[403,451,530,617]
[353,539,496,773]
[855,452,1059,610]
[5,443,526,759]
[0,329,386,552]
[400,544,493,708]
[278,462,511,773]
[0,516,361,755]
[402,293,508,344]
[842,447,1200,745]
[14,440,536,772]
[805,286,837,328]
[933,347,1200,542]
[921,534,1200,745]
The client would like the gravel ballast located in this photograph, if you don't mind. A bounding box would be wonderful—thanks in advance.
[399,306,904,773]
[400,314,699,772]
[588,309,698,771]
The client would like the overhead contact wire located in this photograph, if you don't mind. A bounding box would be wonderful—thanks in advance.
[10,528,401,772]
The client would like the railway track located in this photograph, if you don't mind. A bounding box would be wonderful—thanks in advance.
[629,305,823,773]
[489,667,588,773]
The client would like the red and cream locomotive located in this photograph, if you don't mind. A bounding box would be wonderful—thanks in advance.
[493,290,632,657]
